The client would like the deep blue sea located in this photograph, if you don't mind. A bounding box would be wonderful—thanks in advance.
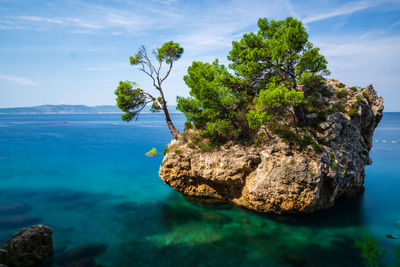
[0,113,399,266]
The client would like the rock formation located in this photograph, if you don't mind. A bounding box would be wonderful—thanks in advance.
[159,80,384,214]
[0,225,53,267]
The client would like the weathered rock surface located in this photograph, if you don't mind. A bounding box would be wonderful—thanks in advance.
[159,80,384,214]
[0,225,53,267]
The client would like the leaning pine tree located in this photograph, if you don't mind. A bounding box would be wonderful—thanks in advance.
[115,41,183,139]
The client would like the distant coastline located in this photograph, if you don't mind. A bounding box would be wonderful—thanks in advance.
[0,105,180,114]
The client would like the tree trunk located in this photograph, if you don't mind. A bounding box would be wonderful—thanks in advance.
[294,105,306,126]
[163,106,180,139]
[156,94,180,139]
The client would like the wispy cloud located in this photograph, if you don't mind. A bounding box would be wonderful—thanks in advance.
[18,15,65,24]
[0,74,38,86]
[16,15,103,29]
[0,45,109,53]
[303,0,394,23]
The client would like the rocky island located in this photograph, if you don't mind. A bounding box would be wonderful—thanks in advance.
[116,17,384,215]
[159,80,383,214]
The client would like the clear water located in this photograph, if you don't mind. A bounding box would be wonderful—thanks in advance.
[0,113,398,266]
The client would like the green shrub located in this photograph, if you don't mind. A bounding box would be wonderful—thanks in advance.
[299,72,325,88]
[200,142,214,152]
[336,90,349,99]
[320,88,334,97]
[348,96,364,117]
[312,143,324,151]
[187,143,196,149]
[162,146,169,155]
[348,107,358,117]
[350,86,357,92]
[174,149,182,155]
[333,103,346,113]
[337,82,346,88]
[184,121,193,129]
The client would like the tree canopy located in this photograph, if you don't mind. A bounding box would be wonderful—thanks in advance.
[177,17,329,146]
[115,41,183,139]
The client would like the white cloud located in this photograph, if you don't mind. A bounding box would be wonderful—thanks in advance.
[0,74,38,86]
[18,15,65,24]
[303,0,394,23]
[311,31,400,110]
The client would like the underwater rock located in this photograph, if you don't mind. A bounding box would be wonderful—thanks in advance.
[0,224,53,267]
[0,215,42,229]
[0,203,31,216]
[184,196,232,210]
[55,243,107,265]
[159,80,384,214]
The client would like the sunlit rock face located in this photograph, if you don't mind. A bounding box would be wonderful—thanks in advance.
[159,80,384,214]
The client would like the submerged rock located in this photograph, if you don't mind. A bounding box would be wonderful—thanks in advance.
[0,224,53,266]
[159,80,384,214]
[53,243,107,267]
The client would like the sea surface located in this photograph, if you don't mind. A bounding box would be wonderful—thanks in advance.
[0,113,399,266]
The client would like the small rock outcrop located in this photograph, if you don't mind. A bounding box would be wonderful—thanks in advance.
[159,80,384,214]
[0,225,53,267]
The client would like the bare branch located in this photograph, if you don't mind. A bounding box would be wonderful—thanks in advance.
[160,61,173,84]
[140,45,158,75]
[136,99,154,113]
[138,64,159,90]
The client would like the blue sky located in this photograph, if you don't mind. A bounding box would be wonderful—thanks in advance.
[0,0,399,111]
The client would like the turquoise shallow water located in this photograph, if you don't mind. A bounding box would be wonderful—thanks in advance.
[0,113,399,266]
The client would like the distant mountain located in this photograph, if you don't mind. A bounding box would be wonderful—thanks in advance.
[0,104,179,114]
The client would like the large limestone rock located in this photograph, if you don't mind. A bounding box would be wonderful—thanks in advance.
[159,81,384,214]
[0,225,53,267]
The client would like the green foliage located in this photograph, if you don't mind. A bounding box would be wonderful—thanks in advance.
[184,122,193,130]
[355,235,385,267]
[350,86,364,92]
[200,142,215,152]
[337,82,346,88]
[174,149,182,155]
[157,41,184,63]
[178,17,329,145]
[247,83,304,132]
[333,103,346,113]
[299,72,325,89]
[162,146,169,155]
[115,81,147,121]
[348,95,364,117]
[145,147,159,157]
[348,107,358,117]
[336,90,349,99]
[150,97,164,112]
[118,41,183,139]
